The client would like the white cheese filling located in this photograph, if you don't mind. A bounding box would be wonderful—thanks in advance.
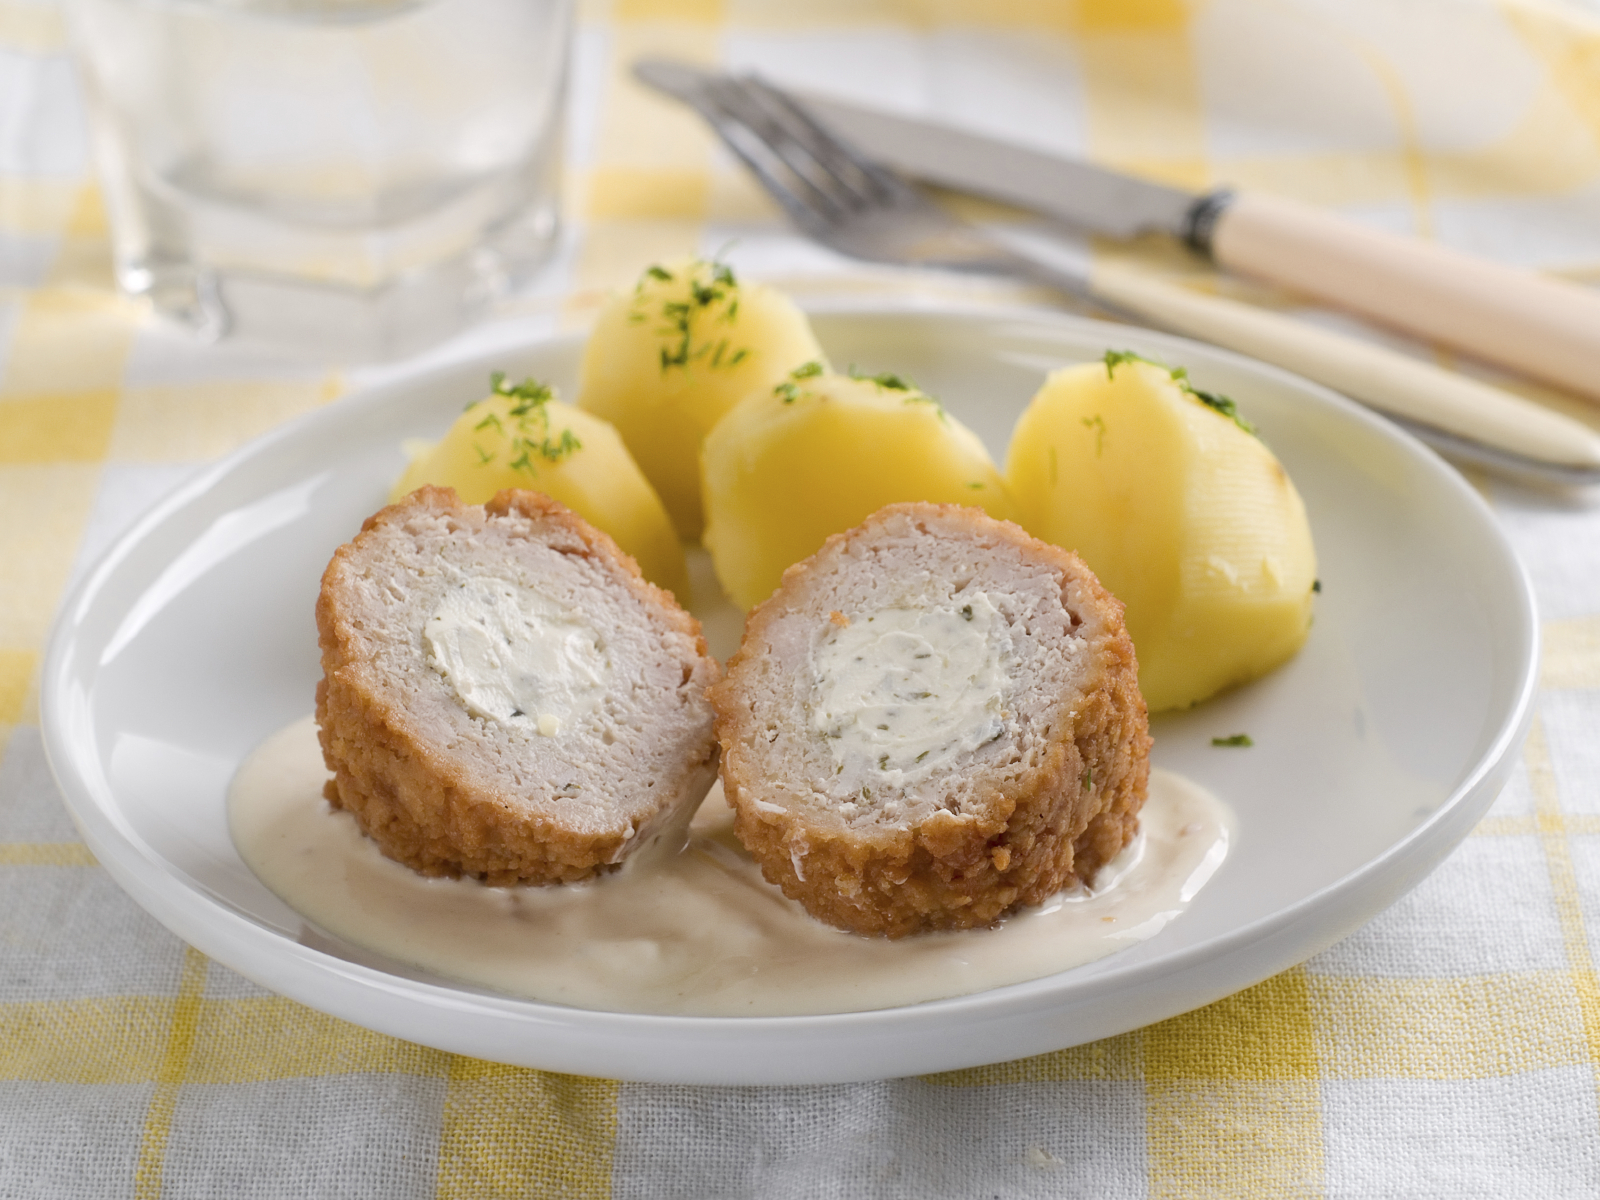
[811,592,1009,784]
[424,575,610,735]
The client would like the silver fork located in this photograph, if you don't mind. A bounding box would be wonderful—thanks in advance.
[634,59,1600,486]
[673,69,1087,295]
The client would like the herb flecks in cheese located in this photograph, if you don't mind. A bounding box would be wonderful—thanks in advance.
[810,593,1009,784]
[424,576,610,735]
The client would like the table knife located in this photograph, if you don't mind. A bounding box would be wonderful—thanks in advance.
[636,58,1600,483]
[779,88,1600,409]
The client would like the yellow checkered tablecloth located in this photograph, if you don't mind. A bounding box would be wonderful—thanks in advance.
[6,0,1600,1194]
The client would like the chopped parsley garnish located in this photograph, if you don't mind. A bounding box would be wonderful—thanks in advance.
[838,366,934,412]
[487,372,551,406]
[1182,378,1256,434]
[1104,349,1258,437]
[1312,579,1323,593]
[1211,733,1254,747]
[1102,349,1145,375]
[772,360,946,414]
[847,364,943,416]
[1082,413,1107,457]
[631,258,750,376]
[465,372,582,478]
[848,365,912,391]
[775,359,826,403]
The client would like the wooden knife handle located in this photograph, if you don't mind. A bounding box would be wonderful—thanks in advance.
[1085,260,1600,471]
[1204,190,1600,404]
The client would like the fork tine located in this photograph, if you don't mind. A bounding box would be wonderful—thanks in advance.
[731,80,885,208]
[680,67,986,270]
[704,78,865,215]
[740,77,917,206]
[693,87,846,232]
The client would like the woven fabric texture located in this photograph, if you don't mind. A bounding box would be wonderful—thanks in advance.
[4,0,1600,1195]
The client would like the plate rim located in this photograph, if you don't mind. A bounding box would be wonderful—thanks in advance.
[39,299,1539,1083]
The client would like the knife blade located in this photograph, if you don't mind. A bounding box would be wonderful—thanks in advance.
[637,58,1600,407]
[794,92,1202,244]
[803,92,1600,408]
[635,58,1600,483]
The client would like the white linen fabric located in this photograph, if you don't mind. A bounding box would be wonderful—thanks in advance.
[3,0,1600,1195]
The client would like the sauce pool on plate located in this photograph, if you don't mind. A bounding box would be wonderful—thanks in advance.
[229,716,1233,1017]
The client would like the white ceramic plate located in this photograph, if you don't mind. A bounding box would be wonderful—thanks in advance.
[41,304,1537,1085]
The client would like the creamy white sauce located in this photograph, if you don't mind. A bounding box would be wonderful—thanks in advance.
[230,717,1233,1018]
[811,594,1009,785]
[424,574,609,735]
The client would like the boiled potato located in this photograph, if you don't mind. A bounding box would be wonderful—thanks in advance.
[393,375,690,599]
[1004,352,1316,712]
[577,258,824,541]
[702,364,1018,610]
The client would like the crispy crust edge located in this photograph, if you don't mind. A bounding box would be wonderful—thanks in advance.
[315,486,719,886]
[708,502,1150,937]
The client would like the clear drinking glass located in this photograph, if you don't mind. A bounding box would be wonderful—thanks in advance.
[66,0,572,359]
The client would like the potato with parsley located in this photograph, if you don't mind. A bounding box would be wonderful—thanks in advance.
[702,364,1018,610]
[392,374,690,599]
[576,258,824,542]
[1004,352,1316,712]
